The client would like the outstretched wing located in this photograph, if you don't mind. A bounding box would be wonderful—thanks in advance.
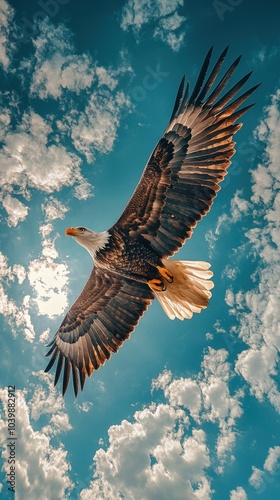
[114,47,259,257]
[45,267,153,396]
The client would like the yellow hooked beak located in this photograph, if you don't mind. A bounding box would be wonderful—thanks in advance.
[65,227,79,236]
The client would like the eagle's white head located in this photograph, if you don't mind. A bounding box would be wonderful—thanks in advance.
[65,226,110,260]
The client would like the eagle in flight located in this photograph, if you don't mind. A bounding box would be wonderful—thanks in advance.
[45,47,258,396]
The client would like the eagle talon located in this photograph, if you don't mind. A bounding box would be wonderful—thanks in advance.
[148,278,166,292]
[157,266,174,283]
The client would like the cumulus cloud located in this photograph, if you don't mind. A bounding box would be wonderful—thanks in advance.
[0,18,132,226]
[120,0,187,52]
[207,89,280,414]
[28,257,69,317]
[80,347,244,498]
[0,106,89,227]
[0,380,73,499]
[0,105,11,140]
[26,21,127,100]
[41,197,69,222]
[21,218,70,319]
[1,110,83,193]
[249,445,280,491]
[235,346,280,409]
[0,251,35,341]
[211,190,251,237]
[12,264,26,284]
[70,90,131,162]
[251,89,280,205]
[264,445,280,473]
[81,404,211,500]
[153,11,186,52]
[2,194,29,226]
[74,401,94,413]
[24,20,132,162]
[252,45,279,65]
[229,486,248,499]
[155,371,241,471]
[220,90,280,412]
[30,52,95,100]
[153,348,244,471]
[204,188,252,255]
[249,466,264,489]
[39,327,50,343]
[0,0,15,69]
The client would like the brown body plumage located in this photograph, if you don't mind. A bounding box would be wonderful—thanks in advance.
[45,47,259,396]
[95,228,165,282]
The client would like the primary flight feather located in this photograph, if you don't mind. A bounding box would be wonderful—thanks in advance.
[45,47,259,396]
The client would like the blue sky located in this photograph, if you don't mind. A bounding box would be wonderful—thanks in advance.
[0,0,280,498]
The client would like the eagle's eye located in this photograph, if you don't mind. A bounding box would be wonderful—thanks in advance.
[77,227,86,233]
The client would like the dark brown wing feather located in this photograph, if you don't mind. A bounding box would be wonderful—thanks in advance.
[45,267,153,395]
[114,47,260,257]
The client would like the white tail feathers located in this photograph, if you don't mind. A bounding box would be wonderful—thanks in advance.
[154,259,214,320]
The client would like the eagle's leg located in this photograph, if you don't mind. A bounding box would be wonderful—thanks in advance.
[148,277,166,292]
[156,266,174,283]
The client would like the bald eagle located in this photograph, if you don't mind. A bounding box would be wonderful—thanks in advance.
[45,47,259,396]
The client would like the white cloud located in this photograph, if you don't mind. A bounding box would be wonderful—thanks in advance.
[26,221,69,318]
[0,19,133,224]
[205,189,250,255]
[0,109,89,222]
[225,288,235,308]
[28,371,66,421]
[74,401,94,413]
[252,45,279,65]
[235,346,279,405]
[222,265,238,281]
[153,360,242,469]
[21,19,132,166]
[229,486,248,499]
[70,90,131,162]
[215,190,250,236]
[26,22,127,100]
[205,229,218,258]
[39,223,54,238]
[120,0,187,52]
[163,377,202,420]
[0,106,11,140]
[249,446,280,491]
[44,412,72,437]
[95,66,118,90]
[83,347,242,498]
[28,372,72,437]
[39,327,50,343]
[41,197,69,222]
[2,194,29,226]
[30,51,95,100]
[12,264,26,284]
[251,89,280,205]
[249,466,264,489]
[250,164,273,204]
[153,11,186,52]
[28,257,69,317]
[42,239,59,260]
[2,110,82,192]
[24,21,83,98]
[0,251,35,341]
[0,0,15,70]
[155,348,242,428]
[81,404,211,500]
[263,445,280,473]
[209,89,280,414]
[0,380,73,499]
[221,90,280,412]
